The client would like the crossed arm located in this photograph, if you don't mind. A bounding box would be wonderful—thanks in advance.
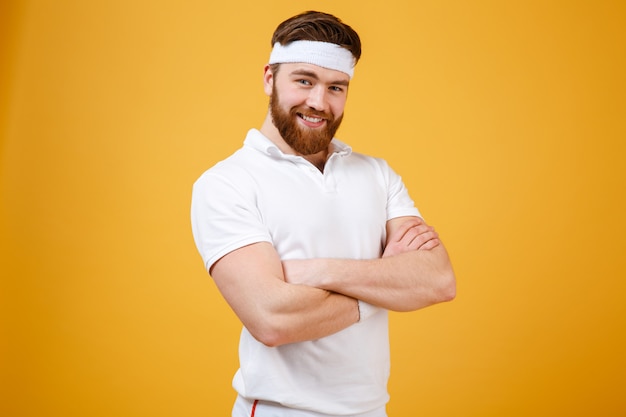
[209,241,359,347]
[209,216,455,347]
[282,216,456,312]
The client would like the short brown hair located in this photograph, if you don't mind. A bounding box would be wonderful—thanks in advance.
[271,11,362,63]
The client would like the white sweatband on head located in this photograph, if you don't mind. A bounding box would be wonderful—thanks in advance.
[268,40,356,78]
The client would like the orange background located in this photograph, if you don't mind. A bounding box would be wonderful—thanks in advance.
[1,1,625,416]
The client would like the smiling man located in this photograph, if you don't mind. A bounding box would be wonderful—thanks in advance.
[191,11,455,417]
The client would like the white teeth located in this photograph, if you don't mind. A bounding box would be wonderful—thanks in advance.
[300,114,323,123]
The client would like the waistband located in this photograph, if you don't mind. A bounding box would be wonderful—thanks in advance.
[233,395,387,417]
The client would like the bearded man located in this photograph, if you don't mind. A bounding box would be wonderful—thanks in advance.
[191,10,455,417]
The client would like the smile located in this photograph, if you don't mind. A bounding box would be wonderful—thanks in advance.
[298,113,325,124]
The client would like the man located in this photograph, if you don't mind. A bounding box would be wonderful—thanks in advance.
[191,11,455,417]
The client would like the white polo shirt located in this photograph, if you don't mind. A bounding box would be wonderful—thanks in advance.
[191,129,420,416]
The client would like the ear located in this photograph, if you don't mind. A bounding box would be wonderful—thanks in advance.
[263,64,274,97]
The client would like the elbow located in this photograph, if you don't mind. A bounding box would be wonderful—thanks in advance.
[436,269,456,303]
[395,267,456,312]
[255,332,284,348]
[247,322,291,348]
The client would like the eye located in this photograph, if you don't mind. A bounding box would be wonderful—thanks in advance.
[330,86,345,93]
[297,79,312,86]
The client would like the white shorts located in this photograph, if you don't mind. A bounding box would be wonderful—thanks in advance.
[232,395,387,417]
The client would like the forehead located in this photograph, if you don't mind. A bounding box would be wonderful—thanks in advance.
[278,63,350,85]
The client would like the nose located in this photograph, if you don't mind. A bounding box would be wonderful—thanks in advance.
[305,86,328,112]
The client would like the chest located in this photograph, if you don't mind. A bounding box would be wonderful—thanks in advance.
[251,157,388,259]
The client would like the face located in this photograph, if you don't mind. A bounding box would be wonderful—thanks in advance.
[266,63,349,155]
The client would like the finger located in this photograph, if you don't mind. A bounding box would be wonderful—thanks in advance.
[389,219,424,242]
[418,238,441,251]
[407,230,438,250]
[402,225,435,246]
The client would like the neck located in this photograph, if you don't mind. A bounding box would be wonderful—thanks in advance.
[259,112,329,171]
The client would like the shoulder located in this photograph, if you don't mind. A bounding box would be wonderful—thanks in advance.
[194,129,277,184]
[341,150,398,182]
[193,144,263,191]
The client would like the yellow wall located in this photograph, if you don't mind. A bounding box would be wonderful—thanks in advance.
[2,1,625,416]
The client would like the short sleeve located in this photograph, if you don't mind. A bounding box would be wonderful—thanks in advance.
[383,161,421,220]
[190,170,272,272]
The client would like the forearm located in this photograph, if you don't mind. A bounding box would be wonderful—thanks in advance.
[284,244,455,312]
[259,281,360,346]
[209,242,360,347]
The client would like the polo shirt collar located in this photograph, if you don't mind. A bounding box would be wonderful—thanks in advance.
[244,129,352,159]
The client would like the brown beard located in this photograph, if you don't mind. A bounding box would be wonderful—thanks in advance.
[270,85,343,155]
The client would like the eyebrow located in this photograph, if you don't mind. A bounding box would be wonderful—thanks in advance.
[290,69,350,87]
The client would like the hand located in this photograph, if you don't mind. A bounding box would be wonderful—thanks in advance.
[383,218,440,258]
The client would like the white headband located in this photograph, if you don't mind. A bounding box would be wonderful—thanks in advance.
[268,40,356,78]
